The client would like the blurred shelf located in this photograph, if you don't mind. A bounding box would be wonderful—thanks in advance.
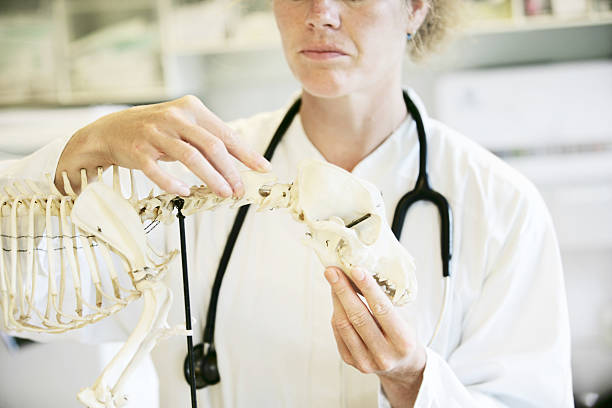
[64,0,156,15]
[467,10,612,34]
[0,86,172,107]
[63,86,171,104]
[170,40,280,56]
[0,91,58,106]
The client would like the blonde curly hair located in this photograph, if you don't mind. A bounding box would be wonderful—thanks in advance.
[408,0,463,61]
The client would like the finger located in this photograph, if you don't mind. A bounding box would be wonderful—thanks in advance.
[140,159,191,196]
[349,267,414,353]
[179,125,245,197]
[182,96,271,172]
[332,325,356,366]
[221,130,272,173]
[330,292,378,373]
[153,136,233,197]
[325,267,393,365]
[326,267,391,355]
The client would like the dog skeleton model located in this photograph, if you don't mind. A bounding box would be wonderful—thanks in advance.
[0,159,416,407]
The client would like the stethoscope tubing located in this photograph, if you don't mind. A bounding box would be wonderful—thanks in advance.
[428,275,452,347]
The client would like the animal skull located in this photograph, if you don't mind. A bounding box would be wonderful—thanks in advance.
[289,160,417,305]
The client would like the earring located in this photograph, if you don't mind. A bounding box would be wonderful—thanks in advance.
[406,33,413,40]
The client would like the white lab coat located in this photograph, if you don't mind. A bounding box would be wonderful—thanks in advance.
[0,90,573,407]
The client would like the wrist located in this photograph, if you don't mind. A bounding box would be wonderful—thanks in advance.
[378,347,426,408]
[55,126,111,193]
[379,371,424,408]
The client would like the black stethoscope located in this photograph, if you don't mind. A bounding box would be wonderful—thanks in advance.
[183,90,453,390]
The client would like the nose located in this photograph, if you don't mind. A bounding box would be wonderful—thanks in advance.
[305,0,341,30]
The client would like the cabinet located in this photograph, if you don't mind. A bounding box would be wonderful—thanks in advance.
[1,0,169,105]
[0,0,610,106]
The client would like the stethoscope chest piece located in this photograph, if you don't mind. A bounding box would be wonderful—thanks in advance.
[184,343,220,389]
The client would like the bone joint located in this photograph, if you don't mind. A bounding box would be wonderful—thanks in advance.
[0,159,416,407]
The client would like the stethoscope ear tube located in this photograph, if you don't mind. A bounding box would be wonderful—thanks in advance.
[394,91,453,278]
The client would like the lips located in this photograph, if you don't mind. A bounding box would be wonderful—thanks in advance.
[300,45,349,60]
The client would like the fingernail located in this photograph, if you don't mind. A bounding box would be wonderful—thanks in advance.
[352,268,365,281]
[233,180,244,198]
[324,267,339,284]
[177,183,191,197]
[219,184,233,198]
[258,157,272,172]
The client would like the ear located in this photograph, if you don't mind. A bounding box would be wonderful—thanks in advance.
[405,0,430,36]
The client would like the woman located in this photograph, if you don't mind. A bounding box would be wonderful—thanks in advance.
[2,0,572,407]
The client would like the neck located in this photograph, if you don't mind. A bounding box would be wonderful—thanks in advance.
[299,82,407,172]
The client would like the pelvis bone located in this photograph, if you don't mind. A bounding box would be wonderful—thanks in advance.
[0,159,416,408]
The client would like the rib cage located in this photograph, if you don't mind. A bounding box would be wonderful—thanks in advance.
[0,170,141,334]
[0,165,288,408]
[0,165,286,336]
[0,167,184,408]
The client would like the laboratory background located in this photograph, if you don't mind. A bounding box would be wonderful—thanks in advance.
[0,0,611,407]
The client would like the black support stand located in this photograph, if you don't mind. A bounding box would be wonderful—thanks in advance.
[174,198,198,408]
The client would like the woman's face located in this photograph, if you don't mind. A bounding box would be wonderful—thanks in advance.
[273,0,415,98]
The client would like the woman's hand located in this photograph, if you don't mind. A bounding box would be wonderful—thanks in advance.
[324,266,426,408]
[55,95,271,197]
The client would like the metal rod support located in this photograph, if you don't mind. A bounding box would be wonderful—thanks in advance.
[175,198,198,408]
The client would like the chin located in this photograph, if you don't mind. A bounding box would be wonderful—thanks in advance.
[285,50,361,98]
[301,83,347,99]
[297,71,355,99]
